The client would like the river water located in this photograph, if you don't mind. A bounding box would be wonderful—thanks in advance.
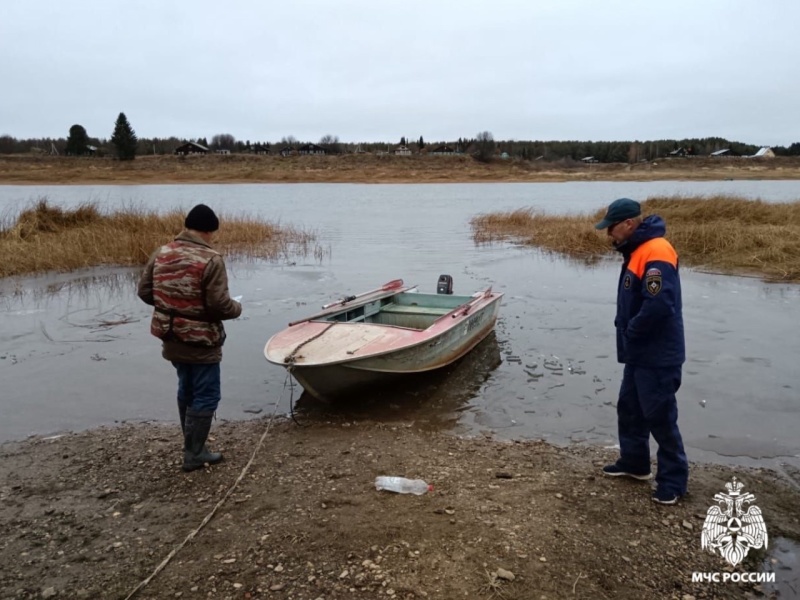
[1,181,799,474]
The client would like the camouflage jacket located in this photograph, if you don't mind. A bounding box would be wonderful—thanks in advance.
[138,230,242,363]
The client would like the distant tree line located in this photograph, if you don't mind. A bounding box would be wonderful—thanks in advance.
[2,125,799,162]
[501,138,800,162]
[4,112,138,159]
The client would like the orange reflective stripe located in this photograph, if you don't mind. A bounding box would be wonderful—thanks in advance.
[628,238,678,278]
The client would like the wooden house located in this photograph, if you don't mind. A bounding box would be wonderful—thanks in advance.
[394,145,411,156]
[298,143,327,156]
[174,142,210,156]
[749,147,775,158]
[429,144,457,155]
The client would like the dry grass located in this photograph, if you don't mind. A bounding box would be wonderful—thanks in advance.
[0,199,318,278]
[3,154,800,184]
[470,195,800,282]
[471,208,602,255]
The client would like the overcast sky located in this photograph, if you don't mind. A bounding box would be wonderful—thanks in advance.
[2,1,798,146]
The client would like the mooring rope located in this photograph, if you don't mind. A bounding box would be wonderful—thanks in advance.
[285,366,307,427]
[283,322,335,365]
[280,322,334,428]
[123,378,289,600]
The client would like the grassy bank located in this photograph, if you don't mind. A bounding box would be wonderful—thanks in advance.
[471,195,800,282]
[2,153,800,184]
[0,199,317,279]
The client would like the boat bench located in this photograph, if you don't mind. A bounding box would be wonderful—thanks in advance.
[380,303,452,317]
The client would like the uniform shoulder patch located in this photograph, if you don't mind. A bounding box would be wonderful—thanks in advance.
[623,274,632,289]
[645,267,662,277]
[645,272,662,295]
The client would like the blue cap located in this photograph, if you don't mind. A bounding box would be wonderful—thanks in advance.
[595,198,641,230]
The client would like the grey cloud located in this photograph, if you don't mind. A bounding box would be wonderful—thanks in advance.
[1,1,798,145]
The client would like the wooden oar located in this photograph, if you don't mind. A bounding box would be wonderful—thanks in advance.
[321,278,404,309]
[288,279,406,327]
[450,287,493,318]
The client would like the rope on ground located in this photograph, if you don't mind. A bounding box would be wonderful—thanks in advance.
[123,383,287,600]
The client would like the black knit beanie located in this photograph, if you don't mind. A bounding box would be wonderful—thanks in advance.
[184,204,219,232]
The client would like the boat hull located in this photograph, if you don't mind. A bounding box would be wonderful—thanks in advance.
[282,298,501,400]
[264,289,502,400]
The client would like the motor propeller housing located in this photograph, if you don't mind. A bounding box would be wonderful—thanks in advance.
[437,274,453,295]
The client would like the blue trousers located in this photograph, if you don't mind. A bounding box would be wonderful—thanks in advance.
[173,362,221,414]
[617,364,688,496]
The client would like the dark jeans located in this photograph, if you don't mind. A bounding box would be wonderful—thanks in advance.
[173,362,221,413]
[617,363,688,496]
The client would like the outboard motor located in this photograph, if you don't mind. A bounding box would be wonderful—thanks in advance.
[436,274,453,295]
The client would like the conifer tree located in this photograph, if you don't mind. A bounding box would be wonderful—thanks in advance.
[111,112,137,160]
[65,124,89,156]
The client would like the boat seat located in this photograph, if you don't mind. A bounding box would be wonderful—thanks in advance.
[380,303,452,316]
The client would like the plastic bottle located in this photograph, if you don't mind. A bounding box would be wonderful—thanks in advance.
[375,476,432,495]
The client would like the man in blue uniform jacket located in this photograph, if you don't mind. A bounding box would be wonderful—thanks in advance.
[595,198,688,505]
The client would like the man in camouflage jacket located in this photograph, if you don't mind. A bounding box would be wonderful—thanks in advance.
[138,204,242,472]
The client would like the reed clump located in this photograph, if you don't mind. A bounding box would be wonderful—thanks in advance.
[0,198,317,279]
[470,195,800,282]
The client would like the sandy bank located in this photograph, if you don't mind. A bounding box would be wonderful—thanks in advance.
[1,419,798,599]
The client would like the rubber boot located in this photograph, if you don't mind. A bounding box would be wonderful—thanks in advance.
[179,400,214,457]
[182,409,223,472]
